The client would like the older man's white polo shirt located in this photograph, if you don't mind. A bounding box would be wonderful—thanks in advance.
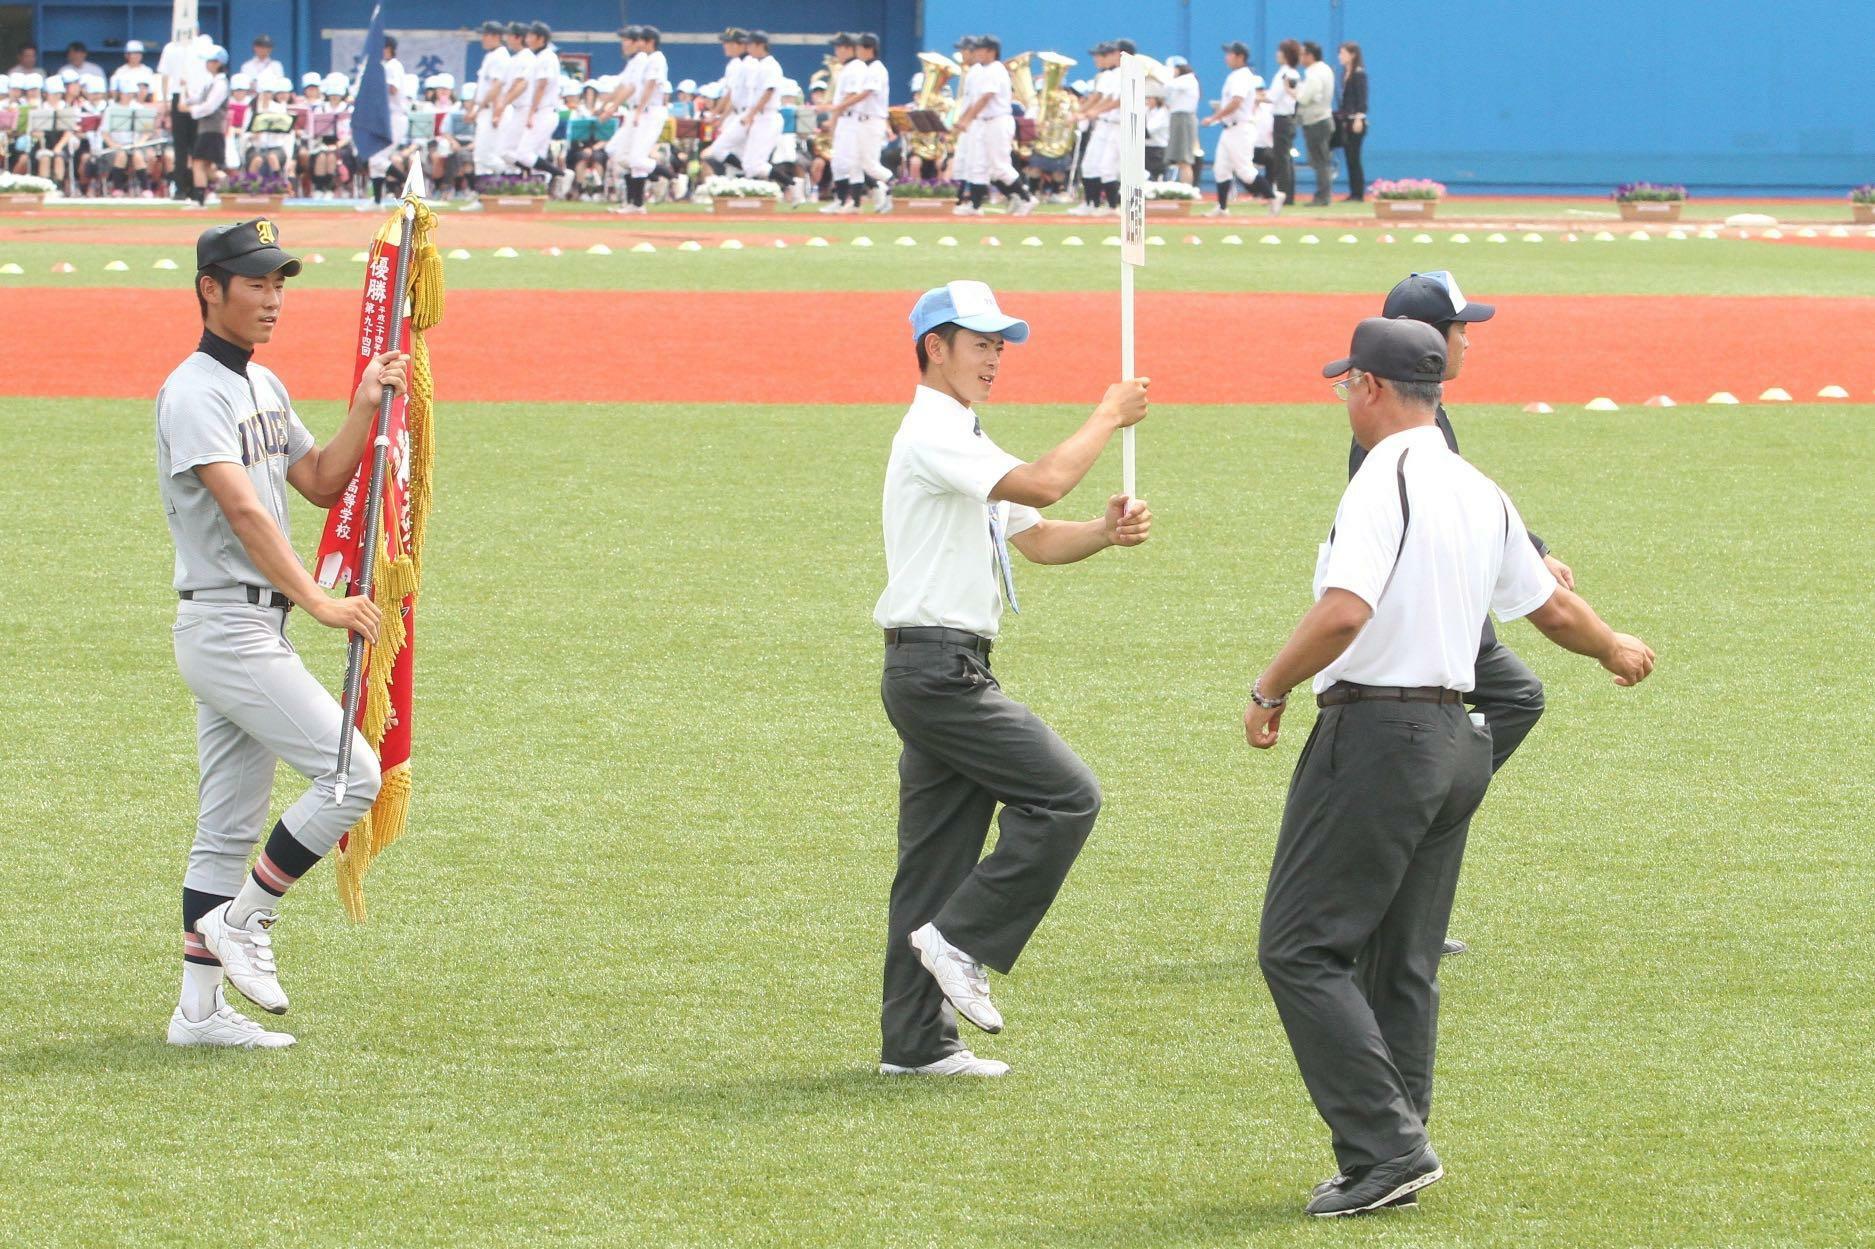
[1313,424,1556,693]
[875,385,1041,640]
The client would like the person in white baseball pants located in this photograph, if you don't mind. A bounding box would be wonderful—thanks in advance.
[733,32,784,179]
[700,29,751,174]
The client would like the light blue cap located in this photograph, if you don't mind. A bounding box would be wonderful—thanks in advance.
[1165,55,1189,69]
[206,45,229,63]
[909,280,1030,344]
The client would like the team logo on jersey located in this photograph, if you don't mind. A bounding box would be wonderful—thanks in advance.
[255,219,278,246]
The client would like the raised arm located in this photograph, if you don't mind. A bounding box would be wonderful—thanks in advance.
[990,379,1149,507]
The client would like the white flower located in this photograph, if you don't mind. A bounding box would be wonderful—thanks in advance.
[1143,181,1199,200]
[0,174,57,194]
[697,175,783,200]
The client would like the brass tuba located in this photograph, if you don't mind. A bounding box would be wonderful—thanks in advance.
[907,50,962,160]
[809,52,842,157]
[1032,51,1079,158]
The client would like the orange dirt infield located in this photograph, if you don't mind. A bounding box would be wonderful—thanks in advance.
[5,289,1869,405]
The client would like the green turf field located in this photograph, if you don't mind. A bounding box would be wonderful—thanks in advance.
[2,396,1869,1246]
[5,222,1873,296]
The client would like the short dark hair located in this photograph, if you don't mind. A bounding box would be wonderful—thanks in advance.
[1279,39,1301,67]
[195,264,234,321]
[68,41,87,53]
[1301,40,1323,61]
[384,35,398,53]
[915,322,963,371]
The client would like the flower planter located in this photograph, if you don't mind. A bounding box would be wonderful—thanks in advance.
[1853,203,1875,224]
[710,197,778,214]
[1373,198,1438,220]
[476,196,547,213]
[224,194,285,210]
[1617,201,1682,222]
[4,194,43,211]
[1144,200,1195,216]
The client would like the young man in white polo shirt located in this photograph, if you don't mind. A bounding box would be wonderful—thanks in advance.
[1243,317,1655,1216]
[876,281,1151,1077]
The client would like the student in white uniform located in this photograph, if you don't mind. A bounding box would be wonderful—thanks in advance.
[515,21,562,173]
[1245,316,1654,1215]
[733,30,783,180]
[875,281,1152,1077]
[364,35,408,201]
[494,22,535,172]
[600,26,645,197]
[613,24,669,212]
[700,28,751,174]
[110,40,157,95]
[821,32,866,213]
[854,33,894,210]
[1073,40,1123,215]
[467,20,512,184]
[1202,41,1279,215]
[946,35,981,208]
[824,31,894,212]
[950,35,1034,216]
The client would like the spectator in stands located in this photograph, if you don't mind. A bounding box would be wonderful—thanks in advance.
[64,41,103,80]
[8,43,37,74]
[240,35,283,85]
[1296,40,1335,205]
[1268,40,1301,204]
[1336,41,1367,201]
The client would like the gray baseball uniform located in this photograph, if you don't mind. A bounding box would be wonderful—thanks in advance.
[158,333,380,897]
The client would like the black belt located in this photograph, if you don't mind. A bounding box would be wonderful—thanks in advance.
[1317,682,1461,708]
[884,626,992,656]
[180,586,292,610]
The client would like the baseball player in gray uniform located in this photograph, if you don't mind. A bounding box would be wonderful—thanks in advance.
[158,218,405,1048]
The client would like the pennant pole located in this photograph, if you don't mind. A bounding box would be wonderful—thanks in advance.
[335,166,424,804]
[1117,53,1149,499]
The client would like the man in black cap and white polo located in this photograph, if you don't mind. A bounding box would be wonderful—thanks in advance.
[1243,316,1655,1215]
[157,219,406,1047]
[1350,272,1575,957]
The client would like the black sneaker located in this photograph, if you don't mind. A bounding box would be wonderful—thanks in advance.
[1305,1144,1443,1217]
[1314,1173,1422,1210]
[1441,937,1469,957]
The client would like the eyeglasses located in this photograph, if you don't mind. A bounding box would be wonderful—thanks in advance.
[1330,369,1367,401]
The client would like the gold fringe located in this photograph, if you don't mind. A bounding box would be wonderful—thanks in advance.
[334,192,445,922]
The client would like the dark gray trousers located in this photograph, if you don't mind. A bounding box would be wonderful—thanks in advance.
[1468,636,1545,775]
[1271,115,1297,201]
[1258,700,1492,1171]
[1303,118,1335,203]
[879,640,1102,1067]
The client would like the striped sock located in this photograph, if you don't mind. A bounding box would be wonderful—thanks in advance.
[181,888,231,1023]
[230,821,323,927]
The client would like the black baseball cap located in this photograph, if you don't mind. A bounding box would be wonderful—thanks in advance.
[857,32,880,50]
[1322,317,1447,382]
[617,24,642,38]
[196,218,301,277]
[747,30,770,45]
[640,26,661,42]
[1089,40,1116,55]
[1114,38,1137,54]
[1222,40,1251,56]
[253,34,274,47]
[526,20,551,38]
[832,31,857,47]
[505,21,525,36]
[978,34,1002,53]
[719,27,748,42]
[955,34,979,50]
[1382,270,1496,325]
[479,20,504,35]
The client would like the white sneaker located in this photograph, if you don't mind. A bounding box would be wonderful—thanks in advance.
[1203,205,1228,217]
[458,198,484,212]
[908,922,1002,1033]
[195,902,288,1014]
[819,201,845,214]
[167,988,295,1049]
[203,192,222,206]
[1270,190,1286,216]
[881,1049,1009,1077]
[870,183,889,211]
[1067,203,1092,216]
[952,204,980,216]
[1012,197,1036,217]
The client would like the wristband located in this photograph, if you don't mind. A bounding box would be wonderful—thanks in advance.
[1251,679,1287,710]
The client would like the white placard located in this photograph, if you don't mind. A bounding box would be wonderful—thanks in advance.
[1118,53,1147,268]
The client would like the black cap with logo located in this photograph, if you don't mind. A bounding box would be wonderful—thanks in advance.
[196,218,301,277]
[1321,317,1448,382]
[1222,40,1251,57]
[1114,38,1137,54]
[479,20,504,35]
[719,27,748,43]
[857,32,880,50]
[526,20,551,39]
[1381,270,1496,326]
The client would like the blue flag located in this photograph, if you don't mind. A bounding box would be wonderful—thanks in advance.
[351,3,393,161]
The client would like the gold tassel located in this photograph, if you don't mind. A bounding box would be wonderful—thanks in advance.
[336,195,444,922]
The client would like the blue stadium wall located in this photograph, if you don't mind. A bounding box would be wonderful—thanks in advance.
[925,0,1873,194]
[20,1,1874,192]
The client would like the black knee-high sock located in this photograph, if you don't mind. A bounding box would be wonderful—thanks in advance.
[372,175,385,203]
[182,887,233,962]
[970,182,989,209]
[628,175,647,206]
[1217,178,1231,209]
[1083,178,1099,206]
[996,175,1030,201]
[110,167,129,192]
[1103,179,1119,207]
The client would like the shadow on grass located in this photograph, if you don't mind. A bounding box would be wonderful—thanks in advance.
[1,1031,296,1073]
